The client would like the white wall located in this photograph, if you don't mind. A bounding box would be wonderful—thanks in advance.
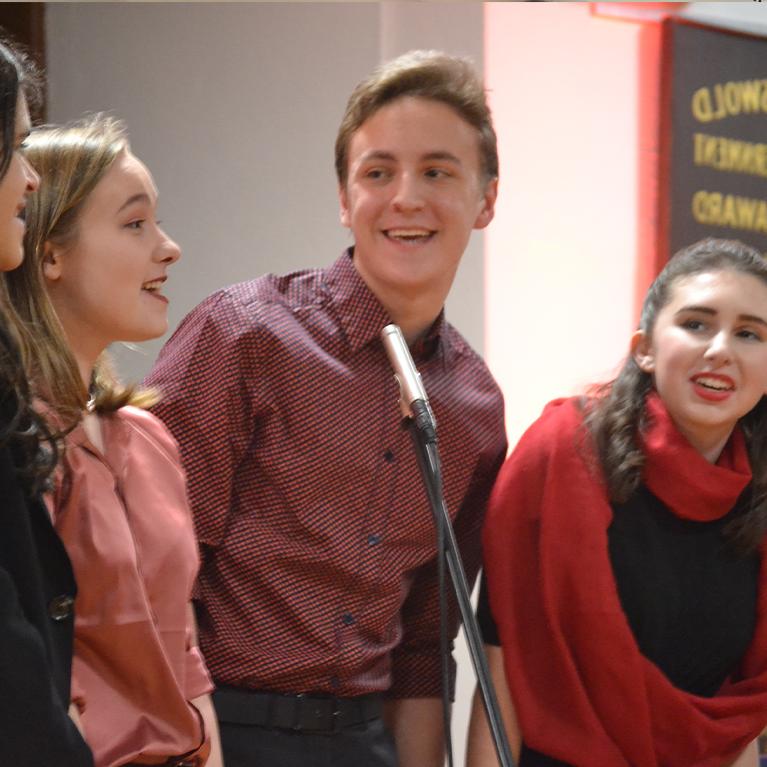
[681,1,767,35]
[47,2,380,377]
[46,4,485,764]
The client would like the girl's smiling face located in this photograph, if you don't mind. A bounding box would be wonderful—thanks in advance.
[0,94,38,271]
[43,149,180,363]
[633,269,767,462]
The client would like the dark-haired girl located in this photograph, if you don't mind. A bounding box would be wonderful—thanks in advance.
[468,239,767,767]
[0,37,92,767]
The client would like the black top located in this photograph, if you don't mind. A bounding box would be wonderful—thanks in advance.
[478,485,760,767]
[0,445,93,766]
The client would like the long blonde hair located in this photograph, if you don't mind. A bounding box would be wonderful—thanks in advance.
[4,113,157,427]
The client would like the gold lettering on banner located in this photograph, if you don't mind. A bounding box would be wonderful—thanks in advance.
[693,133,767,178]
[692,190,767,233]
[692,79,767,123]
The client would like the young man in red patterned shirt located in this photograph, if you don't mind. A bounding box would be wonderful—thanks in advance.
[147,50,506,767]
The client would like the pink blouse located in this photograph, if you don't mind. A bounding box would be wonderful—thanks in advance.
[52,406,212,767]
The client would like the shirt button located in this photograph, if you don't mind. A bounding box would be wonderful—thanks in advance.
[383,449,395,464]
[48,594,74,622]
[341,613,355,626]
[367,533,381,546]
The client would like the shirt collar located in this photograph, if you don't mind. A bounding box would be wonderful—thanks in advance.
[412,310,448,363]
[324,248,447,359]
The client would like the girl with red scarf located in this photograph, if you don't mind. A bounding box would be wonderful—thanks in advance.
[467,239,767,767]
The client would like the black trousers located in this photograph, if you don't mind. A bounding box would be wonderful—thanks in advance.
[218,718,399,767]
[520,745,572,767]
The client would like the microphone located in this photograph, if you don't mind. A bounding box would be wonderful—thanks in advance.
[380,324,437,441]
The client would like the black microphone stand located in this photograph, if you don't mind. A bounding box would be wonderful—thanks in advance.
[403,398,515,767]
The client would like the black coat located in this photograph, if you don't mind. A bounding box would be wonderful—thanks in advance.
[0,445,93,766]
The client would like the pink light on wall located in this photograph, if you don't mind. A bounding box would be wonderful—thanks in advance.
[484,2,656,449]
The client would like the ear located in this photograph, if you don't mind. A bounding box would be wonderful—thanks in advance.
[631,329,655,374]
[338,184,351,228]
[473,177,498,230]
[42,241,64,282]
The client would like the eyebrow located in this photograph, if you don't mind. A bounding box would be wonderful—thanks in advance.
[422,151,462,165]
[676,305,767,328]
[116,192,152,214]
[359,150,462,165]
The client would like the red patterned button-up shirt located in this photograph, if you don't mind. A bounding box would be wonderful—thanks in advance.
[146,250,506,698]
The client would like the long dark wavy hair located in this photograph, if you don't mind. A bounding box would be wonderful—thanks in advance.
[584,238,767,552]
[0,37,55,497]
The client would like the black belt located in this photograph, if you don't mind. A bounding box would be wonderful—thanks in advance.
[213,686,384,734]
[122,759,201,767]
[121,736,208,766]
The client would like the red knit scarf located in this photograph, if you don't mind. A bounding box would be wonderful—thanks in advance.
[483,394,767,767]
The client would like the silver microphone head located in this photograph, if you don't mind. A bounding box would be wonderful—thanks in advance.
[381,324,429,419]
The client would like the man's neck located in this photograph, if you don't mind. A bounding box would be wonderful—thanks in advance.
[348,255,450,346]
[378,289,443,346]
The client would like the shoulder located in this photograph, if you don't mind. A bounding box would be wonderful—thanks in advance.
[110,406,182,466]
[169,266,332,351]
[443,322,484,365]
[198,266,329,319]
[439,326,505,446]
[500,397,586,478]
[520,397,585,451]
[442,323,503,401]
[533,396,585,432]
[485,398,591,534]
[430,325,506,449]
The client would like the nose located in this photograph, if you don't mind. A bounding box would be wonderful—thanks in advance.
[155,229,181,265]
[21,154,39,193]
[391,172,425,213]
[703,330,732,365]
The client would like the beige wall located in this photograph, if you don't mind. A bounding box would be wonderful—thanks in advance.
[47,2,486,381]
